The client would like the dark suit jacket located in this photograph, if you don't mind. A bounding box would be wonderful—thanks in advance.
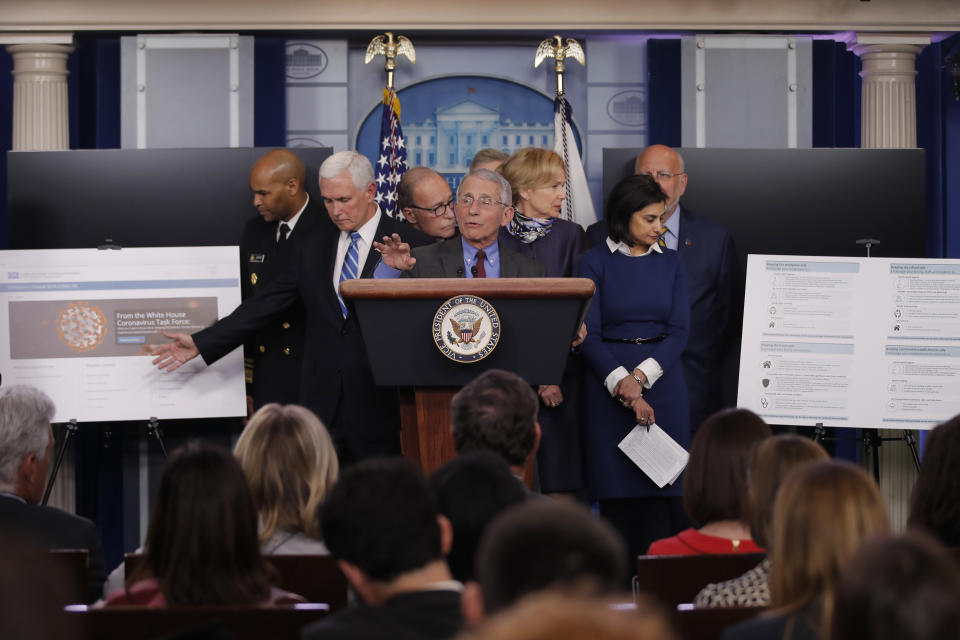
[400,237,546,278]
[301,589,464,640]
[586,206,739,430]
[0,494,106,603]
[194,211,431,462]
[239,197,326,409]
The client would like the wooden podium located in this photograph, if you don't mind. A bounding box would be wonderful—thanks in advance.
[341,278,594,476]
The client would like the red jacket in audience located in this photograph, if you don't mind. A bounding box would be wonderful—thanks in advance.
[646,528,763,556]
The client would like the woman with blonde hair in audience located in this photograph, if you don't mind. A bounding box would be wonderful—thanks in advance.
[497,147,587,498]
[907,414,960,547]
[235,403,338,554]
[695,434,828,608]
[647,408,771,556]
[723,460,890,640]
[104,442,304,606]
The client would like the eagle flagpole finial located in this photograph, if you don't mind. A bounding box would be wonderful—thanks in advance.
[365,31,416,90]
[534,35,585,96]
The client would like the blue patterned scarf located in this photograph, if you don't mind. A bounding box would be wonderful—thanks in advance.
[508,209,554,244]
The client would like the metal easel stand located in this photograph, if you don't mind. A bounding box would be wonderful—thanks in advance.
[812,424,921,485]
[146,416,168,458]
[41,418,78,506]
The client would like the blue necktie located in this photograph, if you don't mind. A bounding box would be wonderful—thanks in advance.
[338,232,361,318]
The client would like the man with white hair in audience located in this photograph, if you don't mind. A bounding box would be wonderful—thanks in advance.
[0,385,106,602]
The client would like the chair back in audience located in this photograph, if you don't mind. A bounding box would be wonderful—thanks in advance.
[64,603,329,640]
[49,549,89,605]
[947,546,960,567]
[672,605,765,640]
[634,553,766,608]
[124,553,349,610]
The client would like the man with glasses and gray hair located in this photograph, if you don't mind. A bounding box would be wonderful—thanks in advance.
[0,385,106,602]
[588,144,740,434]
[374,168,544,279]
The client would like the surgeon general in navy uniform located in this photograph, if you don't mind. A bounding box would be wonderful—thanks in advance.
[241,149,325,411]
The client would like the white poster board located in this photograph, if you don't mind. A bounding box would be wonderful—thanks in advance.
[0,247,246,423]
[738,255,960,430]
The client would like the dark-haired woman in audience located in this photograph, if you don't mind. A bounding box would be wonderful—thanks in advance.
[498,147,587,499]
[695,434,828,608]
[831,533,960,640]
[647,408,770,555]
[578,173,690,561]
[723,460,889,640]
[907,415,960,547]
[103,442,304,606]
[235,403,338,554]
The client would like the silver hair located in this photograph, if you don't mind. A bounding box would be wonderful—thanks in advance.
[0,385,55,492]
[458,168,512,207]
[318,151,375,190]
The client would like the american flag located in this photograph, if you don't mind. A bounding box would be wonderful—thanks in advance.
[373,88,408,219]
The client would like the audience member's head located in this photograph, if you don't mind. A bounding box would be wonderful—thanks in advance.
[142,442,271,605]
[459,592,677,640]
[0,385,55,505]
[451,369,539,471]
[234,403,338,547]
[683,408,771,529]
[770,460,889,633]
[321,458,451,604]
[429,451,527,582]
[604,174,667,248]
[746,434,829,547]
[831,533,960,640]
[908,415,960,546]
[466,500,627,622]
[470,148,509,172]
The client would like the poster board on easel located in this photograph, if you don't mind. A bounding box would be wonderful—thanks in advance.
[0,246,245,423]
[738,254,960,431]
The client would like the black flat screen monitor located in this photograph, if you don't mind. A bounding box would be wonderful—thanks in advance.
[602,147,926,263]
[7,147,333,249]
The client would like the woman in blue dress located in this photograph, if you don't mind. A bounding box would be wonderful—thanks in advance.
[579,173,691,562]
[498,147,587,497]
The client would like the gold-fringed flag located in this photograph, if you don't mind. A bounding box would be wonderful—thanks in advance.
[365,32,416,220]
[373,89,407,219]
[535,36,597,229]
[553,95,596,229]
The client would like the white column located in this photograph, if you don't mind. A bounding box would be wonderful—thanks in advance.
[847,33,930,532]
[2,34,75,151]
[2,33,77,513]
[847,33,930,149]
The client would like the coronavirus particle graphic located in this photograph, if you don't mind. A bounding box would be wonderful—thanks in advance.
[56,302,107,352]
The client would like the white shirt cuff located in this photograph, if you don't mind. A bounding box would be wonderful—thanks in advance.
[635,358,663,388]
[604,366,630,397]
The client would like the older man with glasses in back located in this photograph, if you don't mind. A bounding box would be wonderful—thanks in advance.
[374,168,545,279]
[396,167,458,241]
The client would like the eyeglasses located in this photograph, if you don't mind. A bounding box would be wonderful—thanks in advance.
[457,195,508,209]
[642,170,684,181]
[409,197,455,217]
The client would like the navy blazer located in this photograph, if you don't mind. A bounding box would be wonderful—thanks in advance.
[587,205,740,430]
[194,212,431,460]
